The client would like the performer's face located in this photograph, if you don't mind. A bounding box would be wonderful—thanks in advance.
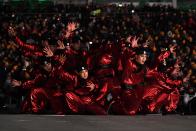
[72,42,81,51]
[43,62,52,72]
[79,69,88,79]
[171,66,181,77]
[136,54,147,65]
[65,45,71,50]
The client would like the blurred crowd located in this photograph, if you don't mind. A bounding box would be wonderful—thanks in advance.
[0,3,195,115]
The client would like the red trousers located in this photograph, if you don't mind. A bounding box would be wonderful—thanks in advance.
[111,85,144,115]
[142,85,180,113]
[30,87,65,114]
[65,92,107,115]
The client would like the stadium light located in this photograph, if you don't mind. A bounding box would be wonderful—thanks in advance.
[118,3,123,7]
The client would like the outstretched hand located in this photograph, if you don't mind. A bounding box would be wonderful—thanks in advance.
[170,45,177,53]
[11,79,21,87]
[131,36,139,48]
[43,46,53,57]
[86,81,95,91]
[8,26,16,37]
[126,35,132,43]
[57,40,65,49]
[59,54,66,65]
[67,22,78,32]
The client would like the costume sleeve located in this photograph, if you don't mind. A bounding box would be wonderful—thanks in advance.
[158,51,171,63]
[21,74,44,89]
[15,36,38,51]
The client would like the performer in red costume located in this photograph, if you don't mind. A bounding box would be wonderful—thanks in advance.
[8,22,78,57]
[141,45,182,114]
[62,66,106,115]
[116,36,138,79]
[92,38,121,110]
[144,59,182,113]
[11,57,65,114]
[110,47,149,115]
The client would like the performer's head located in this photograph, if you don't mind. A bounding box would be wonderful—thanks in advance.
[135,48,148,65]
[170,59,183,78]
[38,57,52,73]
[72,35,81,51]
[158,57,182,78]
[63,39,71,50]
[77,66,88,79]
[43,61,52,73]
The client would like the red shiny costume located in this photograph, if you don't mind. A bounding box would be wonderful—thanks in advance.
[60,47,83,73]
[111,48,159,115]
[93,43,120,109]
[111,58,147,115]
[13,36,69,114]
[15,36,66,62]
[20,67,65,114]
[143,71,181,113]
[141,51,181,113]
[19,72,44,113]
[116,42,135,75]
[60,71,106,114]
[59,62,106,114]
[15,36,44,57]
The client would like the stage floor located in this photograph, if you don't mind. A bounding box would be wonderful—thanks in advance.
[0,114,196,131]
